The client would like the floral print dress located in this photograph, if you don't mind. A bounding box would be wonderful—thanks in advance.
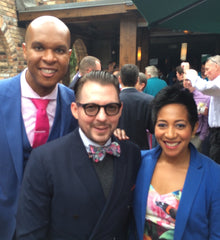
[144,185,182,240]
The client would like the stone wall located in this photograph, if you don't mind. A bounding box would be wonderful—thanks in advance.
[0,0,26,79]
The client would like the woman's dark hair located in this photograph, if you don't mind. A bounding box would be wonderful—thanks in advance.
[151,84,198,130]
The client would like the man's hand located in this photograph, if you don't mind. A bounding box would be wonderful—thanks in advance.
[113,128,129,141]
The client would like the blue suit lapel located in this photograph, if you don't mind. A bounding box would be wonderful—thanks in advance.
[1,75,23,182]
[49,84,77,140]
[174,144,203,239]
[55,84,70,135]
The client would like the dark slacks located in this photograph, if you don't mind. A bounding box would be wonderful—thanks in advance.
[209,128,220,164]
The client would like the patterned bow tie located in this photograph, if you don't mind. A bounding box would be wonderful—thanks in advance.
[89,141,121,163]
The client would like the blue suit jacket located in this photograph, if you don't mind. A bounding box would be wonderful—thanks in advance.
[134,144,220,240]
[0,73,78,240]
[16,129,141,239]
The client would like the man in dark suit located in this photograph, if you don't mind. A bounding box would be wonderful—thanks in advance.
[16,71,141,239]
[118,64,154,150]
[0,16,78,240]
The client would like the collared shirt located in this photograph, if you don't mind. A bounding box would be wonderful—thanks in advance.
[20,68,58,146]
[78,128,111,161]
[120,87,136,91]
[190,74,220,127]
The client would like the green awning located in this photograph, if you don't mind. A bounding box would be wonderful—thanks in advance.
[132,0,220,34]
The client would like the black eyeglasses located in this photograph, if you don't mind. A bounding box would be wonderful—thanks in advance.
[76,102,121,116]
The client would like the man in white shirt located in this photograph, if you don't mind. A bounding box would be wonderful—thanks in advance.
[185,55,220,163]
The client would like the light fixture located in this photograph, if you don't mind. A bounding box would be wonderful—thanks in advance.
[137,46,142,62]
[180,43,187,61]
[183,30,190,34]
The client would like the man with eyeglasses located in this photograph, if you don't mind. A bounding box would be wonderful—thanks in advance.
[185,55,220,164]
[16,71,141,239]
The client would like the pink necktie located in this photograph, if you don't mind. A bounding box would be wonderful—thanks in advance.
[31,99,50,148]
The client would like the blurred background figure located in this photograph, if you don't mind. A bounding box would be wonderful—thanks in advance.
[198,61,208,81]
[184,80,210,153]
[185,55,220,163]
[176,65,184,85]
[135,72,147,92]
[118,64,153,150]
[106,60,117,74]
[144,65,167,97]
[69,55,101,91]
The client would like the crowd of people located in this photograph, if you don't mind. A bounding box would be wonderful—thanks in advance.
[0,15,220,240]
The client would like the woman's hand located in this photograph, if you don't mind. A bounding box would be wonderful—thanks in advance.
[113,128,129,141]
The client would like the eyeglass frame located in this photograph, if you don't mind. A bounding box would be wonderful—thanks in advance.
[76,102,122,116]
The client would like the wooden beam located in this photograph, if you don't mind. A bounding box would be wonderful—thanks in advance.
[18,4,137,22]
[119,14,137,68]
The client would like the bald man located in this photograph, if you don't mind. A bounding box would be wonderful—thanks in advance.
[0,16,78,239]
[69,55,101,91]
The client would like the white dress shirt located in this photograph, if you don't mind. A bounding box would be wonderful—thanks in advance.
[79,128,111,161]
[186,70,220,127]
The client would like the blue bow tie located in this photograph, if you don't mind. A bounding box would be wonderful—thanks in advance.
[89,142,121,162]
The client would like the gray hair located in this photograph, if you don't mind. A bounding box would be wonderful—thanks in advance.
[207,55,220,66]
[139,72,147,85]
[145,65,158,78]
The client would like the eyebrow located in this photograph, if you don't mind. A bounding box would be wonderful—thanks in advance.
[31,41,68,49]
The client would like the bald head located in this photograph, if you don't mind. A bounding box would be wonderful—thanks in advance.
[25,16,71,47]
[22,15,72,96]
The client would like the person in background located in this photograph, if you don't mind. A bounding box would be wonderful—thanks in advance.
[16,71,141,239]
[185,55,220,163]
[133,84,220,240]
[198,61,208,81]
[118,64,153,150]
[184,80,210,153]
[0,16,78,240]
[106,60,117,73]
[176,65,184,85]
[69,55,101,91]
[144,65,167,97]
[135,72,147,92]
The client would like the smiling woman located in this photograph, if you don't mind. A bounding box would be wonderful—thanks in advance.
[133,84,220,240]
